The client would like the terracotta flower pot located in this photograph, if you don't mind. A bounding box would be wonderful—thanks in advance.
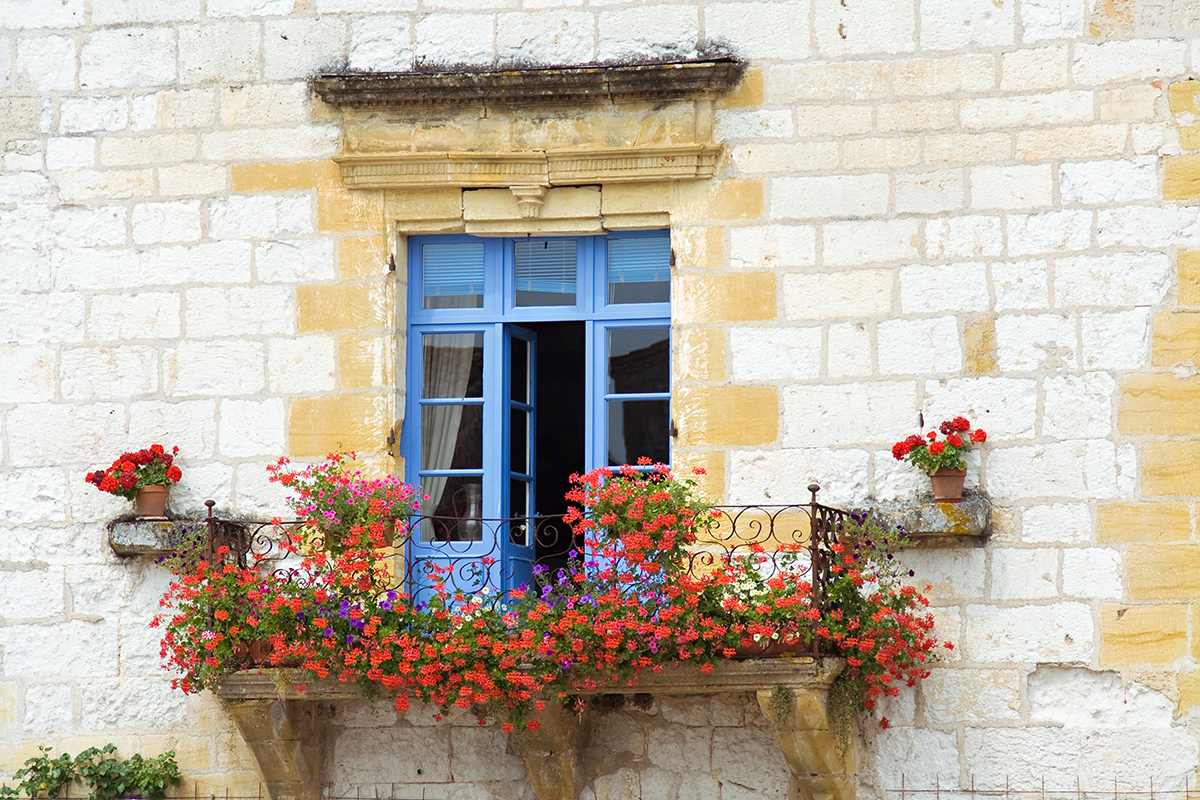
[134,484,170,517]
[929,467,967,503]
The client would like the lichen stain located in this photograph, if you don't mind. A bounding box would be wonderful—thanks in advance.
[934,502,974,534]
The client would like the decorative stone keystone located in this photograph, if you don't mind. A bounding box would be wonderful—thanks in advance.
[218,657,850,800]
[511,185,548,218]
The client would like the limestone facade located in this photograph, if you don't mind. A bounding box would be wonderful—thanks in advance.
[5,0,1200,797]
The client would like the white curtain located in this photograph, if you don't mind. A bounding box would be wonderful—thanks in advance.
[420,333,477,542]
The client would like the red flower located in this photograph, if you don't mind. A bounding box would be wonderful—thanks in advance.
[970,429,987,443]
[928,441,946,455]
[99,475,118,493]
[952,416,971,432]
[946,433,963,448]
[167,465,183,482]
[119,473,138,490]
[150,444,165,454]
[121,461,136,473]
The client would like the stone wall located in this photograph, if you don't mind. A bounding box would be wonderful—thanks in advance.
[4,0,1200,797]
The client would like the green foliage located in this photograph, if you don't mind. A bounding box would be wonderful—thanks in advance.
[0,745,180,800]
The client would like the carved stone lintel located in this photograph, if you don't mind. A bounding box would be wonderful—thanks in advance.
[225,698,331,800]
[511,185,548,218]
[758,686,856,800]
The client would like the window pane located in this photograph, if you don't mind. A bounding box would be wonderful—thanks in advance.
[509,479,530,546]
[510,407,528,473]
[421,404,483,469]
[422,332,483,398]
[421,476,483,542]
[515,240,576,306]
[607,327,669,394]
[608,237,670,305]
[510,336,529,404]
[423,242,484,309]
[607,399,669,466]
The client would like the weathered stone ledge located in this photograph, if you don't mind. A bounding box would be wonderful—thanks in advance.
[865,495,991,545]
[107,517,184,557]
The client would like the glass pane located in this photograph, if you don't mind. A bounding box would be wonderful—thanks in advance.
[423,242,485,309]
[421,404,483,469]
[607,399,670,466]
[608,237,670,305]
[515,240,576,306]
[509,479,530,546]
[510,408,529,474]
[420,476,484,542]
[607,327,669,394]
[422,332,483,398]
[510,336,529,404]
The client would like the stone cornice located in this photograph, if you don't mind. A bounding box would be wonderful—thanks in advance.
[333,144,722,190]
[313,59,744,109]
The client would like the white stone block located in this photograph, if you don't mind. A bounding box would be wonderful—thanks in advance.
[1097,205,1200,249]
[7,403,128,468]
[80,28,176,88]
[0,343,55,403]
[129,93,155,130]
[66,564,172,618]
[219,398,286,457]
[333,726,452,783]
[1028,667,1138,726]
[165,340,265,397]
[1072,39,1188,85]
[51,204,127,248]
[22,683,73,733]
[208,0,291,15]
[168,462,234,516]
[269,335,336,393]
[119,617,169,676]
[1008,210,1091,255]
[320,0,414,9]
[1060,157,1157,204]
[923,669,1021,724]
[783,381,916,447]
[716,109,794,142]
[646,726,701,769]
[814,0,915,55]
[991,547,1058,600]
[1,250,51,294]
[872,446,929,500]
[705,1,810,60]
[449,726,528,783]
[825,219,919,266]
[924,215,1002,259]
[783,269,893,320]
[729,225,816,270]
[774,174,889,219]
[412,13,494,66]
[961,90,1092,129]
[729,448,871,507]
[127,399,219,459]
[877,316,962,374]
[964,602,1093,661]
[1054,252,1169,308]
[2,0,85,27]
[0,470,68,525]
[45,136,94,169]
[497,11,595,66]
[264,18,348,80]
[870,727,960,791]
[1043,373,1116,438]
[963,727,1085,789]
[1001,45,1070,91]
[970,164,1053,210]
[256,238,336,282]
[88,292,181,341]
[131,199,202,244]
[348,16,415,72]
[233,462,292,516]
[711,727,789,797]
[1022,503,1092,544]
[1080,309,1150,370]
[59,345,158,401]
[0,172,50,203]
[1062,548,1121,598]
[6,523,108,563]
[0,567,64,619]
[179,20,262,84]
[3,144,43,172]
[1021,0,1086,41]
[596,6,699,63]
[219,84,309,127]
[923,377,1038,440]
[994,312,1076,371]
[899,262,988,312]
[895,549,985,602]
[920,0,1013,50]
[16,36,76,91]
[93,0,199,23]
[987,440,1120,500]
[59,95,127,133]
[729,326,822,381]
[992,260,1049,310]
[185,286,295,338]
[895,169,963,214]
[0,620,119,677]
[143,241,253,284]
[828,322,873,377]
[79,677,186,729]
[0,292,85,343]
[209,195,314,239]
[203,125,339,162]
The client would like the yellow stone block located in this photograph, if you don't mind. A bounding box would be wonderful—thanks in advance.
[843,136,921,169]
[1119,373,1200,435]
[675,385,778,447]
[320,184,385,234]
[1143,440,1200,496]
[673,326,726,383]
[340,235,391,280]
[1128,545,1200,598]
[601,182,672,216]
[0,682,15,727]
[1151,311,1200,367]
[296,284,390,332]
[290,393,391,457]
[340,334,394,389]
[1169,79,1200,115]
[1180,125,1200,151]
[1178,669,1200,709]
[1015,125,1126,161]
[672,226,725,269]
[924,132,1011,165]
[675,272,776,323]
[674,179,765,222]
[137,734,216,770]
[1179,250,1200,306]
[1100,85,1158,121]
[1162,155,1200,201]
[384,187,464,222]
[1100,604,1187,663]
[964,316,996,374]
[1098,501,1192,543]
[232,159,330,192]
[671,450,726,500]
[716,66,763,109]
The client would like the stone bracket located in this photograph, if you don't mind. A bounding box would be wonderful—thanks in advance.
[218,658,850,800]
[864,495,991,546]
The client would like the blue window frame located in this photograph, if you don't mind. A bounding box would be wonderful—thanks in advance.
[402,230,671,593]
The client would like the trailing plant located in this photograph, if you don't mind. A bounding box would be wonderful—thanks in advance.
[892,416,987,474]
[0,745,180,800]
[85,444,182,501]
[0,746,77,799]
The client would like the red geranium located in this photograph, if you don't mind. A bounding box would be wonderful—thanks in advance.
[892,416,987,475]
[85,444,183,501]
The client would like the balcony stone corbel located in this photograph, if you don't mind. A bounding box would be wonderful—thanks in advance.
[757,685,856,800]
[507,702,582,800]
[225,696,332,800]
